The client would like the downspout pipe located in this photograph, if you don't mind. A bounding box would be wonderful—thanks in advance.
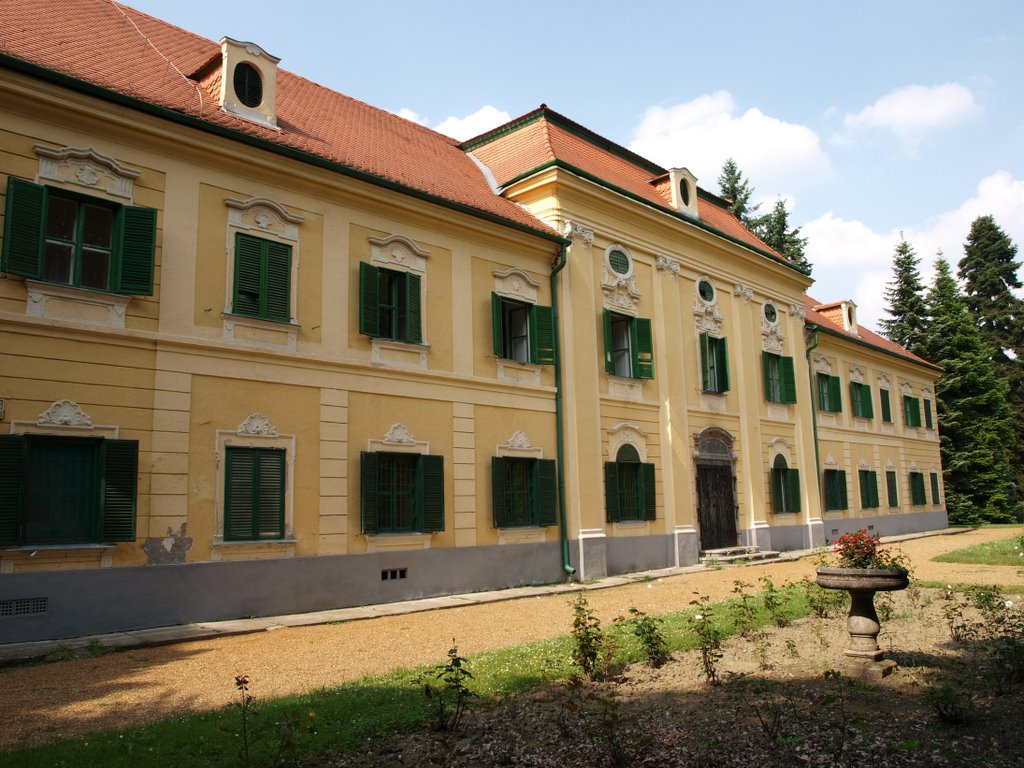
[805,324,822,501]
[551,242,576,576]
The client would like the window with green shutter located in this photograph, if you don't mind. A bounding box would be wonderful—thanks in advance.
[605,444,656,522]
[880,388,892,422]
[2,177,156,295]
[232,233,292,322]
[910,472,927,505]
[850,382,874,419]
[930,472,941,504]
[763,353,796,404]
[858,470,880,509]
[771,455,800,514]
[491,457,557,528]
[924,399,934,429]
[224,446,285,540]
[603,310,654,380]
[817,373,842,412]
[0,434,137,547]
[358,263,423,344]
[491,294,555,365]
[823,469,848,511]
[360,452,444,533]
[903,396,922,427]
[886,470,899,507]
[700,333,730,393]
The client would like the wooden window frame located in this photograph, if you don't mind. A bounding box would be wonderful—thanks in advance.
[491,294,555,365]
[823,469,848,511]
[763,352,797,404]
[491,456,557,528]
[603,309,654,380]
[604,444,656,523]
[360,451,444,534]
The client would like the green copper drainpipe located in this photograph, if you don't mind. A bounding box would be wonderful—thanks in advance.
[551,242,576,576]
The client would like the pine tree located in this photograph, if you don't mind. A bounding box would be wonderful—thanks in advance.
[717,158,761,228]
[958,215,1024,505]
[879,239,928,354]
[921,258,1016,524]
[759,197,812,274]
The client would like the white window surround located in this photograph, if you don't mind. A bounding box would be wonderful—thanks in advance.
[34,144,140,202]
[607,422,649,462]
[813,354,834,375]
[767,437,793,467]
[602,244,641,314]
[496,430,544,459]
[492,268,543,385]
[212,412,296,556]
[364,424,434,551]
[366,233,431,369]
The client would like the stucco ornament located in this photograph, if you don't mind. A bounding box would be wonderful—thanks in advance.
[761,319,785,353]
[602,274,641,313]
[564,220,594,244]
[507,430,533,450]
[655,255,681,277]
[237,412,278,436]
[734,283,753,302]
[383,423,417,445]
[692,299,723,335]
[37,400,93,427]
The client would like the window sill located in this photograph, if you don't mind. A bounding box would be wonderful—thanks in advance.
[497,527,547,545]
[370,338,430,370]
[364,532,433,552]
[700,390,728,413]
[606,374,644,401]
[210,538,296,561]
[25,280,131,329]
[223,313,299,351]
[1,543,115,573]
[496,358,542,386]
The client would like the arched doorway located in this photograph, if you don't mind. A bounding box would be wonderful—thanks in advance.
[693,428,738,551]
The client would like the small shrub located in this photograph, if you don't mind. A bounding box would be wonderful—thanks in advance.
[758,576,790,628]
[927,682,974,725]
[690,594,724,685]
[730,579,760,637]
[416,640,476,732]
[570,594,606,680]
[800,576,847,618]
[621,607,669,668]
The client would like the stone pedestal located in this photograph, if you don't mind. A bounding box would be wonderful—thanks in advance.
[816,567,909,662]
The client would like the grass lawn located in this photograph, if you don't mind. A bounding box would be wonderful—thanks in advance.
[932,529,1024,566]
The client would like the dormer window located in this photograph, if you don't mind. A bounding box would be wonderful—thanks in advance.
[842,301,859,335]
[667,168,699,219]
[218,37,280,129]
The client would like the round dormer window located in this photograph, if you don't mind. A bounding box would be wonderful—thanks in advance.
[763,302,778,324]
[233,62,263,108]
[697,278,716,303]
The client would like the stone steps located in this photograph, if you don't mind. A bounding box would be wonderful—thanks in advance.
[699,546,782,566]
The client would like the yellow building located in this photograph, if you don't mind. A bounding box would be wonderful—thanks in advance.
[0,1,944,643]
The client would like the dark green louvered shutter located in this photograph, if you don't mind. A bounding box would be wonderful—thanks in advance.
[930,472,940,504]
[861,385,874,418]
[532,304,556,365]
[404,272,422,343]
[642,462,656,520]
[419,454,444,532]
[786,469,801,513]
[225,447,256,540]
[700,332,712,390]
[780,356,797,403]
[602,309,615,375]
[771,464,784,514]
[838,471,848,509]
[114,206,156,295]
[358,262,380,336]
[491,456,508,528]
[2,177,44,279]
[536,459,557,526]
[100,439,137,541]
[360,451,379,533]
[257,449,285,538]
[0,435,25,546]
[491,294,504,357]
[634,317,654,380]
[718,337,730,392]
[233,234,263,317]
[924,399,933,429]
[264,241,291,322]
[604,461,619,522]
[886,470,898,507]
[828,376,842,413]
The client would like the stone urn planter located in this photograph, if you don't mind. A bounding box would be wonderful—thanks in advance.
[816,566,909,661]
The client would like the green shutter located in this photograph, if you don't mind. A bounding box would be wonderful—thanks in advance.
[642,462,656,520]
[360,452,379,534]
[634,317,654,380]
[100,439,137,541]
[404,272,422,343]
[786,469,801,513]
[419,454,444,532]
[904,396,922,427]
[771,466,784,514]
[2,177,45,279]
[535,459,557,526]
[762,352,774,401]
[862,385,874,419]
[602,309,615,375]
[718,337,730,392]
[828,376,842,413]
[604,461,619,522]
[225,447,256,540]
[930,472,940,504]
[491,294,504,357]
[880,389,892,422]
[491,456,508,528]
[839,471,848,509]
[256,449,285,538]
[358,262,380,336]
[911,472,926,505]
[264,241,291,322]
[850,383,860,416]
[780,356,797,403]
[532,304,556,365]
[700,332,712,390]
[233,234,263,317]
[886,470,898,507]
[114,206,156,295]
[0,435,25,546]
[924,399,933,429]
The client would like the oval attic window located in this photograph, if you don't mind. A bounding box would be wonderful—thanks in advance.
[608,249,630,276]
[233,62,263,108]
[680,178,691,207]
[698,278,715,303]
[763,303,778,323]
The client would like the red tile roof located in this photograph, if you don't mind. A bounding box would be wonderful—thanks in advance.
[805,296,937,369]
[0,0,557,238]
[466,107,781,258]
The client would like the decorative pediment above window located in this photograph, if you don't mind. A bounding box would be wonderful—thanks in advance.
[824,453,838,467]
[37,399,93,427]
[767,437,793,463]
[35,144,140,201]
[858,457,870,469]
[909,461,919,471]
[225,196,303,241]
[901,381,913,396]
[608,422,649,462]
[850,366,865,384]
[602,245,641,314]
[497,430,543,458]
[368,423,430,454]
[813,354,833,375]
[237,412,278,436]
[492,267,540,303]
[693,300,723,334]
[368,233,429,273]
[877,373,891,388]
[761,319,785,353]
[886,458,896,469]
[922,386,932,398]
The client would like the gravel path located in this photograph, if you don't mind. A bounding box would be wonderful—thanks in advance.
[2,527,1021,751]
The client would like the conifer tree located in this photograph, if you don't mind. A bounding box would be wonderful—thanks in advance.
[879,239,928,354]
[717,158,760,228]
[958,215,1024,504]
[759,197,812,274]
[921,258,1016,524]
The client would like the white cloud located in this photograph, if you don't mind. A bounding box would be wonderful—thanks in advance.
[628,91,830,195]
[837,83,979,153]
[803,171,1024,331]
[395,108,428,125]
[434,105,511,141]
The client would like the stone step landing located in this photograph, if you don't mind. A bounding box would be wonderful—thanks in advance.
[699,546,782,566]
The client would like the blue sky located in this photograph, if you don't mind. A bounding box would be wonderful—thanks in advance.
[128,0,1024,330]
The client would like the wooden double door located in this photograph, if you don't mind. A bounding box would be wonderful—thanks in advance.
[696,462,737,551]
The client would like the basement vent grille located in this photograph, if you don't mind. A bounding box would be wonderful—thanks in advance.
[0,597,48,618]
[381,568,407,581]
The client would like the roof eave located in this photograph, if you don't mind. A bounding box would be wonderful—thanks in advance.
[807,322,943,373]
